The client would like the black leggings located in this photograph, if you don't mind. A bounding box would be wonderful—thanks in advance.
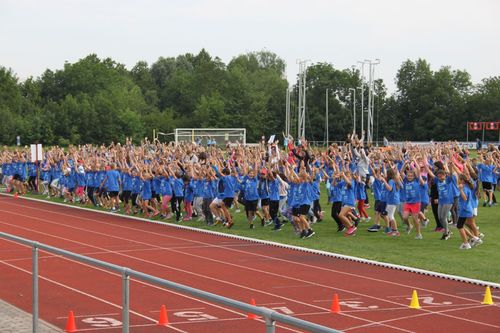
[457,216,467,229]
[313,199,322,220]
[131,193,139,207]
[431,201,441,229]
[87,187,97,206]
[364,175,370,204]
[28,176,37,191]
[171,196,184,220]
[331,201,342,228]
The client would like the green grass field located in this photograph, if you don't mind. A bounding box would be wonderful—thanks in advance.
[13,186,500,284]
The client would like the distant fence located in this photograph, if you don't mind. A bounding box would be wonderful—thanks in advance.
[0,231,341,333]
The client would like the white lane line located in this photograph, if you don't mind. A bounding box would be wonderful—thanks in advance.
[0,236,305,333]
[56,313,119,319]
[0,217,411,333]
[0,260,188,333]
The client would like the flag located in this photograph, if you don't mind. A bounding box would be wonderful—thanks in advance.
[468,122,483,131]
[485,122,499,131]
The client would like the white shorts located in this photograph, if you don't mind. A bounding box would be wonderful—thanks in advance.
[211,198,223,205]
[473,207,478,217]
[386,204,397,221]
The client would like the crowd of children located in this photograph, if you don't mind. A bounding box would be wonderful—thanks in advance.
[0,135,496,249]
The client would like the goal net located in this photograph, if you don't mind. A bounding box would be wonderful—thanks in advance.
[174,128,246,146]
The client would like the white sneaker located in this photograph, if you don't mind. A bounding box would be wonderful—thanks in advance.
[415,234,423,240]
[422,219,429,228]
[470,238,483,247]
[459,243,472,250]
[235,209,241,213]
[479,233,485,239]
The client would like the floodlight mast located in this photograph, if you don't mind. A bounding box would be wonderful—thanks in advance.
[365,59,380,144]
[297,60,308,140]
[349,88,356,135]
[357,61,366,137]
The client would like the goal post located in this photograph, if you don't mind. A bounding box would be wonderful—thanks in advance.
[174,128,246,146]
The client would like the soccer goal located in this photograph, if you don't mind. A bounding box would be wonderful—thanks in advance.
[174,128,246,146]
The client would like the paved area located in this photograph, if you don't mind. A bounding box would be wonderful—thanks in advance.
[0,299,63,333]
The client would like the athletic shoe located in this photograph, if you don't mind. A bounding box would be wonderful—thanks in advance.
[306,229,315,238]
[364,217,372,222]
[249,223,254,229]
[390,230,400,237]
[182,217,192,221]
[345,226,357,236]
[459,243,472,250]
[337,226,346,232]
[364,204,370,209]
[479,232,485,239]
[488,202,493,207]
[235,209,241,213]
[265,220,273,226]
[272,224,282,231]
[300,230,307,238]
[226,221,234,229]
[470,238,483,247]
[354,218,361,227]
[367,225,381,232]
[441,231,451,240]
[422,219,429,228]
[406,224,413,235]
[415,234,423,240]
[434,227,444,232]
[384,227,392,234]
[482,202,487,207]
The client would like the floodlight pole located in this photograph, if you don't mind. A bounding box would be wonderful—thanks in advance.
[357,61,366,137]
[325,89,329,146]
[349,88,356,135]
[297,60,308,140]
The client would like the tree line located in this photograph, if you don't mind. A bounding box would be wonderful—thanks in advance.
[0,50,499,145]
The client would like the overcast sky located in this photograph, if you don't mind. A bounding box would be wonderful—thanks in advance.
[1,0,498,93]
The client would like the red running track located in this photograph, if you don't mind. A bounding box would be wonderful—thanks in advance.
[0,195,499,333]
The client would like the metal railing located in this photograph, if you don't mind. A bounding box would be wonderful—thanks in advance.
[0,231,341,333]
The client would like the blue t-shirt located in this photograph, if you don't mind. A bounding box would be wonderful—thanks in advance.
[420,182,429,205]
[184,181,195,202]
[122,172,133,191]
[437,175,456,205]
[171,177,184,197]
[403,179,420,204]
[458,186,474,218]
[386,179,400,205]
[243,177,259,201]
[355,181,366,200]
[141,179,152,200]
[269,179,280,201]
[160,176,173,196]
[329,179,342,202]
[339,180,356,206]
[478,164,494,183]
[106,170,121,191]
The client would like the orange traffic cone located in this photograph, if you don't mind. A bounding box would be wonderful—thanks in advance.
[331,294,341,314]
[65,310,77,332]
[247,298,258,320]
[157,305,169,326]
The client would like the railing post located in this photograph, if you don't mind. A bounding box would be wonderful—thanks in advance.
[263,309,276,333]
[122,268,130,333]
[32,242,39,333]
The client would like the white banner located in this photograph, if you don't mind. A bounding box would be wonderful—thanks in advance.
[30,144,43,162]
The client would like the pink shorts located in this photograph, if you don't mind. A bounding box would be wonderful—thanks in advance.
[161,195,172,209]
[404,202,421,215]
[75,186,84,197]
